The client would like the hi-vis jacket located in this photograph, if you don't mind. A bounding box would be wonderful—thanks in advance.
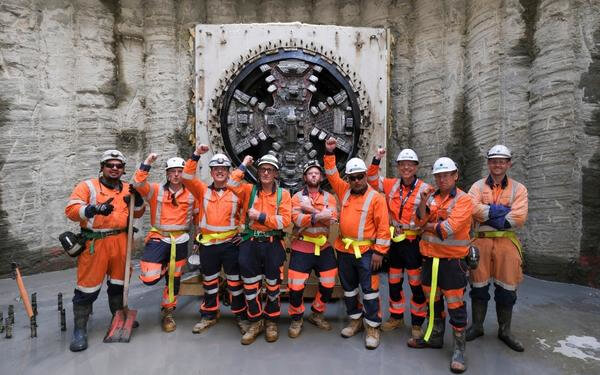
[415,187,473,259]
[323,154,390,255]
[468,175,528,231]
[66,178,145,230]
[291,187,338,253]
[367,160,430,236]
[133,166,199,243]
[181,159,242,245]
[226,165,291,232]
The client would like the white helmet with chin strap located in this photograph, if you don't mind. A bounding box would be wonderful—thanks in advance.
[432,157,458,174]
[208,153,232,167]
[165,157,185,171]
[396,149,419,163]
[345,157,367,174]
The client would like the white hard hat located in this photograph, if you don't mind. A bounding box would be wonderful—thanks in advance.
[208,153,232,167]
[101,149,126,164]
[165,157,185,171]
[257,154,280,170]
[345,157,367,174]
[487,145,512,159]
[396,149,419,163]
[432,157,458,174]
[302,160,324,175]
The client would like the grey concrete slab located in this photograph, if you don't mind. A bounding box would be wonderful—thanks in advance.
[0,268,599,375]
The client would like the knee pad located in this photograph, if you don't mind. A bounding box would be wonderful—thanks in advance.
[494,285,516,306]
[469,284,491,302]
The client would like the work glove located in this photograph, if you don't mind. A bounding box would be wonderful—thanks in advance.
[124,185,144,206]
[489,204,510,218]
[95,198,114,216]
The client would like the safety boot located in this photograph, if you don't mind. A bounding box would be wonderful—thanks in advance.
[265,321,279,342]
[70,303,92,352]
[497,305,524,352]
[466,299,487,341]
[192,317,217,334]
[407,318,445,348]
[161,307,176,333]
[381,316,404,332]
[411,324,424,340]
[307,312,332,331]
[341,318,364,338]
[241,320,264,345]
[365,325,381,350]
[236,316,251,335]
[450,328,467,373]
[288,318,303,338]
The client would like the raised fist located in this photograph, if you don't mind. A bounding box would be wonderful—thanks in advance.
[144,153,158,165]
[195,144,210,156]
[325,138,337,153]
[242,155,254,167]
[375,147,386,160]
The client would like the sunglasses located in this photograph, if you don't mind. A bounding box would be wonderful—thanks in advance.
[105,163,124,170]
[348,174,365,182]
[258,168,276,174]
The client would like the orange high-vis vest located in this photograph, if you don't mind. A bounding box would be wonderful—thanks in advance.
[133,168,199,242]
[66,178,145,230]
[323,154,390,255]
[182,159,242,244]
[415,187,473,259]
[291,188,338,253]
[226,167,291,232]
[367,162,431,234]
[468,175,528,231]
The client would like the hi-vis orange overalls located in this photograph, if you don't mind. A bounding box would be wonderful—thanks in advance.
[181,158,246,320]
[287,187,339,321]
[226,164,292,322]
[468,175,528,307]
[133,165,199,309]
[367,158,430,326]
[324,153,390,328]
[415,187,473,329]
[65,178,145,306]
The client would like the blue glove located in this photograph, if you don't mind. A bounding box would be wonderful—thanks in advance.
[485,204,511,229]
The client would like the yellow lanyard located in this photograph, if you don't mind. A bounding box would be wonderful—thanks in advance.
[423,257,440,342]
[196,230,238,245]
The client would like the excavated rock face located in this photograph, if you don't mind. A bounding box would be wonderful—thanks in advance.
[0,0,598,287]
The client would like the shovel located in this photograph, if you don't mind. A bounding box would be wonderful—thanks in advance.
[104,195,137,343]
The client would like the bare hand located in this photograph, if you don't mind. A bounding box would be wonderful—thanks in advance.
[195,144,210,156]
[242,155,254,167]
[371,253,383,272]
[144,153,158,165]
[325,137,337,152]
[375,147,386,160]
[300,196,315,213]
[316,207,333,222]
[420,185,435,201]
[248,208,260,220]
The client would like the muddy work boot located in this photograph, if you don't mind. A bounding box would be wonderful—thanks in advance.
[307,312,332,331]
[70,303,92,352]
[192,316,217,334]
[496,305,524,352]
[365,325,381,350]
[407,318,445,349]
[411,324,424,340]
[466,299,487,341]
[236,316,251,335]
[288,318,303,338]
[381,316,404,332]
[160,307,177,333]
[450,328,467,373]
[265,321,279,342]
[241,320,264,345]
[341,318,364,338]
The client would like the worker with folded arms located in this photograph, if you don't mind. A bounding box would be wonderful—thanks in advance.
[181,144,248,335]
[367,147,430,341]
[227,153,291,345]
[323,138,390,350]
[407,157,473,374]
[65,150,145,352]
[132,153,200,333]
[466,145,528,352]
[287,160,339,338]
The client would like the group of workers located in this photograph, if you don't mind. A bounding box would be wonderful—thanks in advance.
[65,139,527,373]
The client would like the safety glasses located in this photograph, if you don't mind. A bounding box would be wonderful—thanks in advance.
[348,174,365,182]
[258,167,276,174]
[105,163,124,170]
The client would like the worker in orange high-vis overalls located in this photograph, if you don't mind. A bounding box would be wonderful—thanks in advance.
[367,147,430,340]
[407,157,473,374]
[181,144,248,335]
[287,160,339,339]
[323,138,390,350]
[227,153,291,345]
[65,149,145,352]
[133,153,199,333]
[466,145,528,352]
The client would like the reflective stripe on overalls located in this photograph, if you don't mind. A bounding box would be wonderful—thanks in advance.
[341,189,377,258]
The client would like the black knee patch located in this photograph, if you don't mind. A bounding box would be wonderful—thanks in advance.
[72,288,100,305]
[469,284,491,302]
[494,284,517,306]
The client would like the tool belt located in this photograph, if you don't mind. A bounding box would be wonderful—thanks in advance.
[196,229,238,245]
[476,230,523,259]
[81,228,126,255]
[299,234,328,256]
[242,229,284,242]
[389,226,420,243]
[341,237,373,259]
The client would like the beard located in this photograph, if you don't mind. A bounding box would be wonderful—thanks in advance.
[305,179,320,188]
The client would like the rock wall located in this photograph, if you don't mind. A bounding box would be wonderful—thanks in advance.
[0,0,598,287]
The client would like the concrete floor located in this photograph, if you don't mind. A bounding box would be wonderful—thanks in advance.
[0,268,599,375]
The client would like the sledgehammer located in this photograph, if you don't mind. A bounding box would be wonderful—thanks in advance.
[11,263,34,319]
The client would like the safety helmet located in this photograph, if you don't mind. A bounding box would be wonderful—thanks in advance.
[257,154,280,170]
[432,157,458,174]
[208,153,232,168]
[345,157,367,175]
[100,149,126,164]
[302,160,324,175]
[165,157,185,171]
[487,145,512,159]
[396,149,419,163]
